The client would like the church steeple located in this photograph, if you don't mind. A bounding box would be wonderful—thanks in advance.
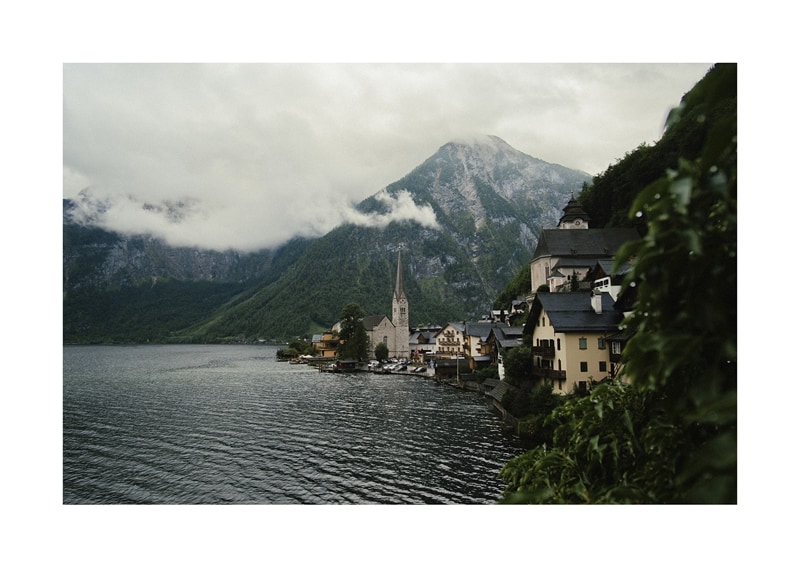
[557,195,591,229]
[394,251,406,301]
[391,251,410,358]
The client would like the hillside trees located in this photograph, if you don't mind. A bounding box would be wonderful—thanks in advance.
[500,63,736,504]
[578,64,733,230]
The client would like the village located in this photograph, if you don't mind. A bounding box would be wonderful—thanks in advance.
[284,197,641,418]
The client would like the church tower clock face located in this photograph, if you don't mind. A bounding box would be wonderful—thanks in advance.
[574,218,583,226]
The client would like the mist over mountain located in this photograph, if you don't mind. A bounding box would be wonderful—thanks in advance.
[63,135,591,343]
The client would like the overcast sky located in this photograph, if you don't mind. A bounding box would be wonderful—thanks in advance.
[63,63,711,251]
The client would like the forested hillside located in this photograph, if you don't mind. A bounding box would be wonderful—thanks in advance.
[578,63,735,228]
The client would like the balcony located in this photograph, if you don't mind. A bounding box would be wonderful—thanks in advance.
[532,366,566,380]
[532,345,555,358]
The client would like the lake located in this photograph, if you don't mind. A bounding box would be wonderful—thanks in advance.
[63,344,524,504]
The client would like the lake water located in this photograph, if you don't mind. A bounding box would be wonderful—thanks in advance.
[63,344,524,504]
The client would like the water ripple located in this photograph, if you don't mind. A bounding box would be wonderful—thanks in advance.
[63,345,524,504]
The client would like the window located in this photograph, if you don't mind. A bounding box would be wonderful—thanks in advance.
[599,361,607,372]
[579,337,587,350]
[580,361,588,372]
[611,341,621,355]
[598,338,605,350]
[557,338,561,351]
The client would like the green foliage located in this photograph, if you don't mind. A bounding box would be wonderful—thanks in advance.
[500,63,736,504]
[276,347,299,360]
[63,279,248,344]
[475,365,499,381]
[502,382,656,503]
[502,338,533,383]
[493,264,531,310]
[337,303,369,361]
[289,337,315,355]
[374,342,389,361]
[517,383,565,447]
[578,64,733,231]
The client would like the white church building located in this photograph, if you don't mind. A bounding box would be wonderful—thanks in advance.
[363,252,410,360]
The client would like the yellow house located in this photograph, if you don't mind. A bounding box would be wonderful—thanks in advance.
[311,330,339,358]
[524,290,622,395]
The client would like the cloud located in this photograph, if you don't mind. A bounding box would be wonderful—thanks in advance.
[67,186,439,252]
[343,189,440,230]
[63,63,711,251]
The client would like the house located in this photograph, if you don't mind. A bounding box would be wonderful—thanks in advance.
[523,290,623,395]
[529,197,640,293]
[311,330,339,358]
[463,321,495,369]
[409,325,440,363]
[434,322,466,359]
[585,259,633,302]
[485,324,524,380]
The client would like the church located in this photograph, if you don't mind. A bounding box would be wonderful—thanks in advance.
[530,197,640,293]
[363,252,410,360]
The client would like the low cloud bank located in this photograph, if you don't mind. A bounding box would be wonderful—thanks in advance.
[66,187,439,252]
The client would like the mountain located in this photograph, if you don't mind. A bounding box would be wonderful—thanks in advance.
[63,135,591,343]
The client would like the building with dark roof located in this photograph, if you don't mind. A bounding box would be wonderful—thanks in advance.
[523,291,623,394]
[530,197,639,293]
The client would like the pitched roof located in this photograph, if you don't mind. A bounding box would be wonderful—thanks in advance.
[533,291,622,332]
[465,321,494,340]
[486,380,514,402]
[435,322,466,337]
[532,228,640,261]
[362,314,391,331]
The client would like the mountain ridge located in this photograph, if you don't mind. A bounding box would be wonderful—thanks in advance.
[63,135,592,342]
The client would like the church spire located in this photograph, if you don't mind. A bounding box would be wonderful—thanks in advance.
[394,251,405,300]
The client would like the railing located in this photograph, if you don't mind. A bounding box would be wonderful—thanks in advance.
[532,366,566,380]
[532,345,555,357]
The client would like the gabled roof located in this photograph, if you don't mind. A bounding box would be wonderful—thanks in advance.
[464,321,494,340]
[532,228,640,261]
[410,330,436,344]
[486,324,524,350]
[527,291,622,333]
[434,322,466,337]
[362,314,391,331]
[591,259,634,278]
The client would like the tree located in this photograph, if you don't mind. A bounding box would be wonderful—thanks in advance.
[570,270,580,291]
[374,342,389,362]
[502,339,533,383]
[337,303,369,361]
